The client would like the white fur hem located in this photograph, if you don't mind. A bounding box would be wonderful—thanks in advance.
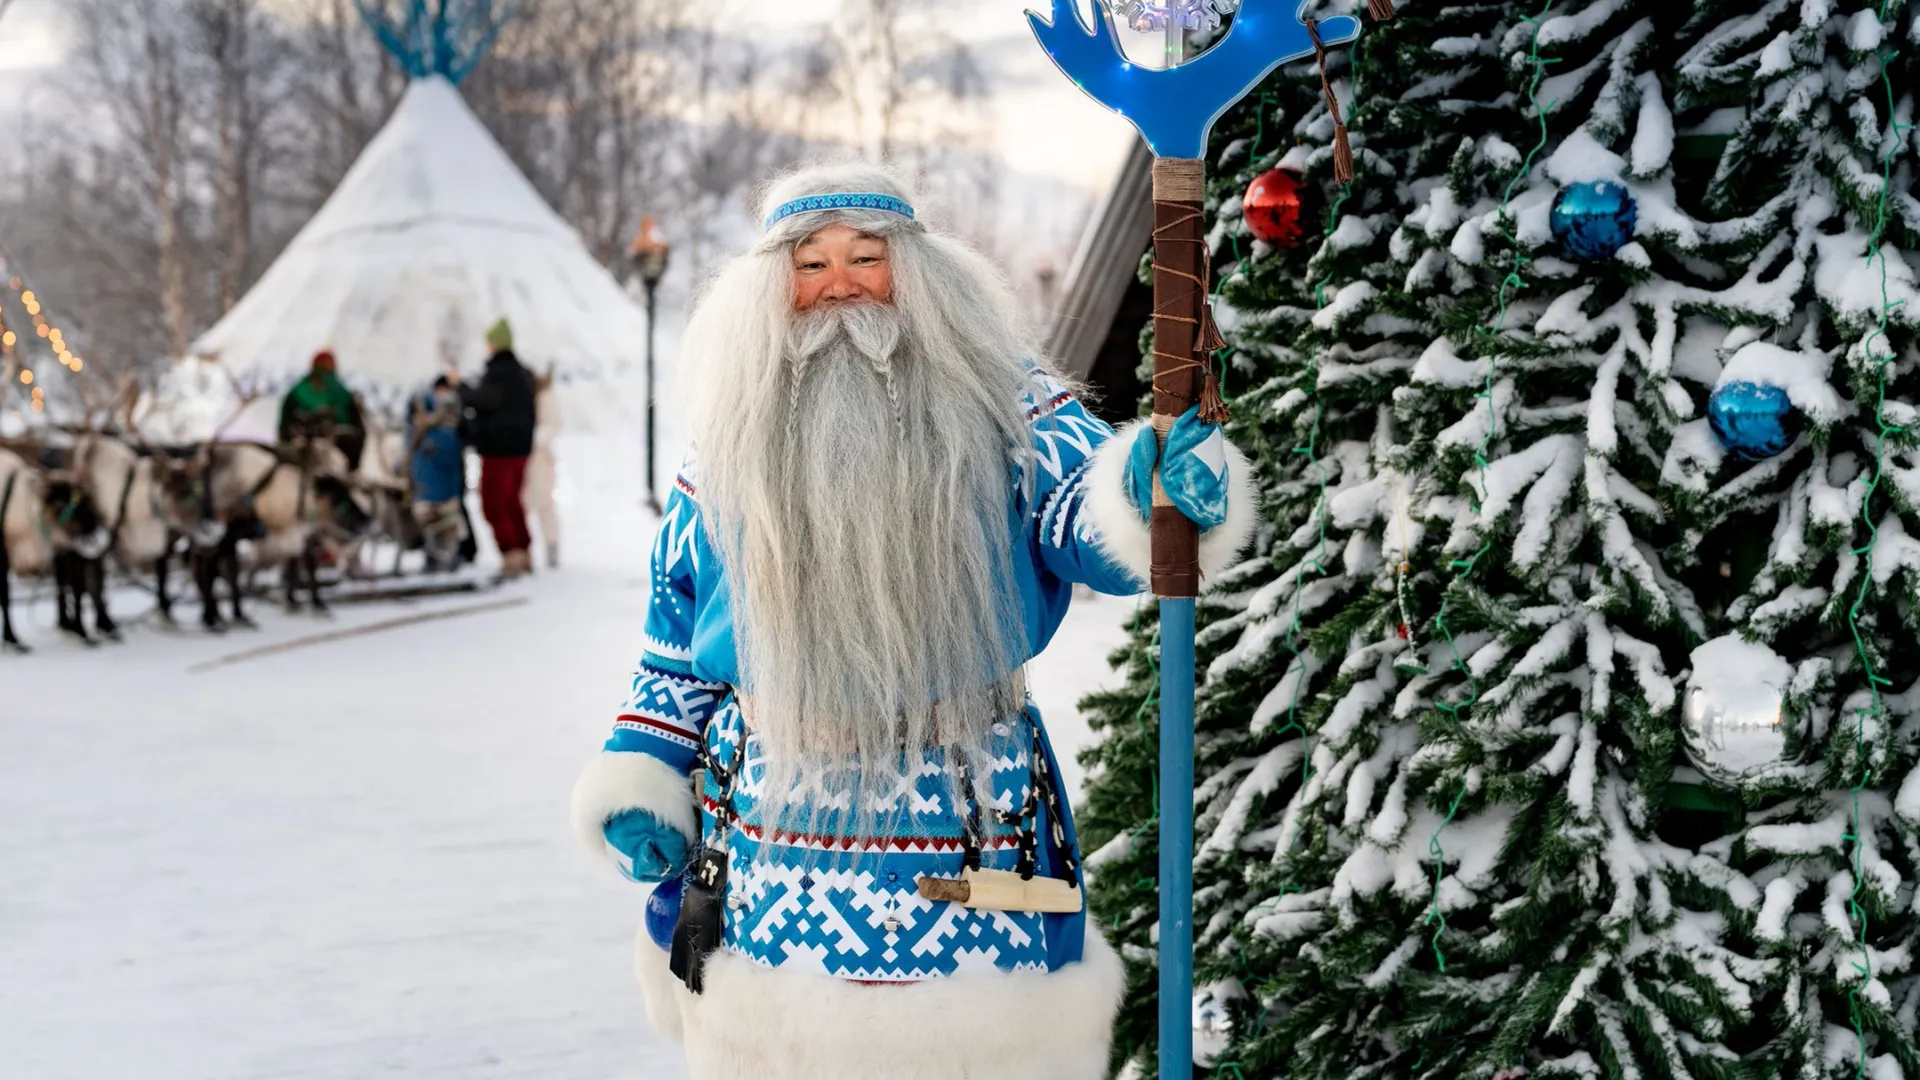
[657,930,1123,1080]
[569,751,698,870]
[1084,418,1258,590]
[634,920,687,1044]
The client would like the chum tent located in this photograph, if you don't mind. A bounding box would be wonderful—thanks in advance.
[187,73,647,406]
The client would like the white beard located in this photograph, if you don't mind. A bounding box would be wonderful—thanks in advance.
[696,301,1029,817]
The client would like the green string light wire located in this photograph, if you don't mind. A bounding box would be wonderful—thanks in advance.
[1839,4,1909,1074]
[1202,16,1373,1079]
[1111,79,1296,944]
[1421,0,1557,979]
[1257,8,1370,918]
[1207,87,1280,405]
[1271,16,1372,839]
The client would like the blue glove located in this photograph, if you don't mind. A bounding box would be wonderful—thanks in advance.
[603,809,689,884]
[1124,406,1231,530]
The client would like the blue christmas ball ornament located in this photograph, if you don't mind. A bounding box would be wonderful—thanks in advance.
[1708,381,1800,460]
[645,873,686,951]
[1550,180,1637,261]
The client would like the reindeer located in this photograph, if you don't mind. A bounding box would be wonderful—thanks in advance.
[35,374,210,636]
[182,432,373,629]
[345,403,421,577]
[0,448,107,653]
[63,431,214,634]
[5,433,122,645]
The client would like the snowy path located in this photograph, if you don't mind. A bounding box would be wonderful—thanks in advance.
[0,439,1131,1079]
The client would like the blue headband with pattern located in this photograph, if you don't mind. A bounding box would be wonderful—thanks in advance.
[763,192,917,232]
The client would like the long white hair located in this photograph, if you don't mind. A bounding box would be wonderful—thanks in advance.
[681,162,1039,824]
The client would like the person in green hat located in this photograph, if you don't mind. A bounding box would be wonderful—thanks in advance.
[278,350,365,469]
[464,317,537,578]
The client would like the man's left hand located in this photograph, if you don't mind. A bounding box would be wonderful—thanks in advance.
[1124,405,1232,530]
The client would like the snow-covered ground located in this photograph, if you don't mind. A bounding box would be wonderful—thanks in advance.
[0,432,1132,1079]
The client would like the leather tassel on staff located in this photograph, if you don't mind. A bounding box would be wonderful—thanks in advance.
[1308,18,1355,184]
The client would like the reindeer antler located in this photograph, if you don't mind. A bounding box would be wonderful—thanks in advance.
[1027,0,1359,159]
[74,366,106,432]
[200,364,266,447]
[116,373,155,450]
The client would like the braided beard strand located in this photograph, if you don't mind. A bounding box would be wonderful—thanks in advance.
[713,301,1026,827]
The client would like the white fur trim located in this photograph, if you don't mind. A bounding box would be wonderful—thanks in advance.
[569,751,698,871]
[671,929,1124,1080]
[1082,419,1154,585]
[1202,433,1258,581]
[1083,418,1258,590]
[633,920,687,1044]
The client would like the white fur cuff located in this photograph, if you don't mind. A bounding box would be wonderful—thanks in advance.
[569,751,699,869]
[1083,418,1258,590]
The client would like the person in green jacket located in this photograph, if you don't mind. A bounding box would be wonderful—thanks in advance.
[279,350,365,470]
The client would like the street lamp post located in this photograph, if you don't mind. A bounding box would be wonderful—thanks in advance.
[629,217,672,515]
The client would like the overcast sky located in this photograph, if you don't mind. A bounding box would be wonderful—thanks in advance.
[0,0,1152,193]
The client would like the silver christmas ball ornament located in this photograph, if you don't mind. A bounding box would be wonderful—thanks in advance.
[1192,984,1237,1066]
[1683,636,1793,785]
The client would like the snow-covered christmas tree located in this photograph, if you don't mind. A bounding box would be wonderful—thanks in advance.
[1076,0,1447,1069]
[1078,1,1920,1076]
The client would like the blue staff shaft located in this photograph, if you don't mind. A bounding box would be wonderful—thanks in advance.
[1158,596,1197,1080]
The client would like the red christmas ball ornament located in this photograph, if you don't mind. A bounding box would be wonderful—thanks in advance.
[1243,167,1306,247]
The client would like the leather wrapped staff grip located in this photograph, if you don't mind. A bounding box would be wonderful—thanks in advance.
[1150,157,1207,599]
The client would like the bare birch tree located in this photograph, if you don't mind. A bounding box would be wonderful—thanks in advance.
[186,0,287,314]
[4,0,1051,396]
[75,0,196,358]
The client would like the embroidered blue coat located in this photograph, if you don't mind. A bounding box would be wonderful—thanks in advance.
[602,368,1142,982]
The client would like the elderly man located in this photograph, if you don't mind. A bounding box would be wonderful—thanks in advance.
[570,164,1254,1079]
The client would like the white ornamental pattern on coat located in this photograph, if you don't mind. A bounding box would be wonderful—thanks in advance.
[1022,376,1104,484]
[726,855,1047,980]
[654,471,703,576]
[708,705,1056,981]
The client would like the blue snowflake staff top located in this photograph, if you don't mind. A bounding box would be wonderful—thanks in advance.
[1028,0,1357,160]
[762,193,918,232]
[1550,180,1637,262]
[1118,0,1238,33]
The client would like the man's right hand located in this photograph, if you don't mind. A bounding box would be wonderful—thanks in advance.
[603,810,690,883]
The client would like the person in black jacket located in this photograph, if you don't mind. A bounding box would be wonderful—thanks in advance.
[465,318,538,577]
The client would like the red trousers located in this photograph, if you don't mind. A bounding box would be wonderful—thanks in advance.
[479,455,531,554]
